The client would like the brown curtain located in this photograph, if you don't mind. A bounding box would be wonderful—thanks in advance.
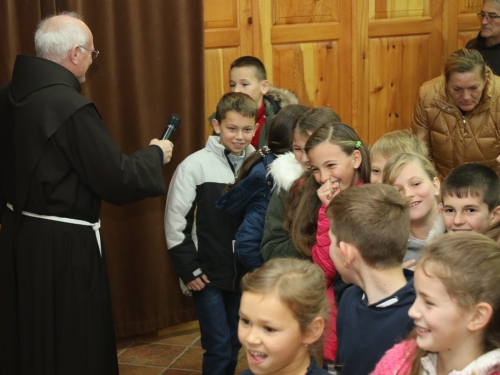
[0,0,204,337]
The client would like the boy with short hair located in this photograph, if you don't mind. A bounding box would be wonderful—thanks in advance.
[165,92,258,374]
[209,55,299,149]
[326,184,415,375]
[370,129,428,184]
[441,162,500,233]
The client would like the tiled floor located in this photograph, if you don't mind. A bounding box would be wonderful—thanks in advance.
[116,326,248,374]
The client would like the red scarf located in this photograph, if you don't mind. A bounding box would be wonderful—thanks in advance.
[251,101,266,149]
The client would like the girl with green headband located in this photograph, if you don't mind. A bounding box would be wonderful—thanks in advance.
[288,122,370,369]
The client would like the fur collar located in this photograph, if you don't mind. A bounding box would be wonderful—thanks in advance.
[426,214,445,241]
[266,86,299,107]
[267,152,304,192]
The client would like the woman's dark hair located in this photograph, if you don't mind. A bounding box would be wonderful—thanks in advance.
[226,104,310,190]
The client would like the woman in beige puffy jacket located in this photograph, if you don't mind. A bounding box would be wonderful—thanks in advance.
[411,49,500,179]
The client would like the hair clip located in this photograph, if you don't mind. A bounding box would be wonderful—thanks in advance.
[259,146,271,157]
[355,141,361,149]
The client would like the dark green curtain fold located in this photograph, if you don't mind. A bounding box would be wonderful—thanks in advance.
[0,0,203,337]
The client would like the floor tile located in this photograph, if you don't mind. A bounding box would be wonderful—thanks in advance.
[138,332,200,347]
[117,337,137,354]
[169,347,205,371]
[162,370,202,375]
[119,364,166,375]
[191,336,201,348]
[119,342,186,367]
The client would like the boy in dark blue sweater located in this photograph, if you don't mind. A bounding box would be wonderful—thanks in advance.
[326,184,415,375]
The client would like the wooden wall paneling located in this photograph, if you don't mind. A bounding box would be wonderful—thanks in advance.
[338,0,353,126]
[362,0,444,145]
[352,0,370,142]
[456,1,482,50]
[368,35,433,143]
[261,0,346,120]
[203,0,253,136]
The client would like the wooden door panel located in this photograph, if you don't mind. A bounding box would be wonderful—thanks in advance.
[356,0,443,145]
[459,31,480,48]
[271,41,340,111]
[204,48,241,131]
[204,0,238,29]
[260,0,350,123]
[273,0,338,24]
[368,35,433,143]
[370,0,429,19]
[203,0,253,136]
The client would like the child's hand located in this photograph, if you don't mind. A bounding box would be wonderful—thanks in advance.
[186,274,210,291]
[317,178,341,206]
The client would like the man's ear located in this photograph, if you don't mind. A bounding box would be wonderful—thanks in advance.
[69,45,80,64]
[261,80,270,95]
[468,302,493,332]
[490,205,500,225]
[212,119,221,134]
[302,316,324,346]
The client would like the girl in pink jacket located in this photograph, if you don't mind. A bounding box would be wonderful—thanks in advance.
[372,232,500,375]
[290,123,371,365]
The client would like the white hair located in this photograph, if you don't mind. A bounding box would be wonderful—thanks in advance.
[485,0,500,9]
[35,12,87,63]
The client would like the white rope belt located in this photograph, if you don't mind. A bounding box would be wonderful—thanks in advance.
[7,203,102,256]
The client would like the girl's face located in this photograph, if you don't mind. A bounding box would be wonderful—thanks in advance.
[238,291,312,375]
[392,161,440,224]
[308,141,361,189]
[292,131,310,169]
[409,265,478,360]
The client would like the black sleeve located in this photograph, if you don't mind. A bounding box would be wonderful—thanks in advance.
[57,105,167,205]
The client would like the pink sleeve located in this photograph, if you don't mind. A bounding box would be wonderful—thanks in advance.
[370,340,416,375]
[311,204,336,279]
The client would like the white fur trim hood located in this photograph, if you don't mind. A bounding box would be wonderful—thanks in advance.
[267,152,304,192]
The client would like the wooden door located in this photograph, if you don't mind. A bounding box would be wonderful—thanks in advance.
[204,0,254,135]
[353,1,445,145]
[203,0,482,145]
[447,0,482,51]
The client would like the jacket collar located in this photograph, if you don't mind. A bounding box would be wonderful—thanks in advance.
[421,348,500,374]
[10,55,81,102]
[206,135,255,162]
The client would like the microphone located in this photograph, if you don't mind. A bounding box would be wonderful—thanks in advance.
[160,114,182,140]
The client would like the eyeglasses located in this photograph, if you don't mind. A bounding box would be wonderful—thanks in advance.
[79,46,99,59]
[477,12,500,21]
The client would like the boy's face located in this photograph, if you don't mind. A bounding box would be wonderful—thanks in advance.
[212,111,257,156]
[442,194,498,232]
[230,66,269,106]
[370,155,388,184]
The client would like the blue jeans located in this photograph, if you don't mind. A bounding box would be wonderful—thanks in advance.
[192,285,241,375]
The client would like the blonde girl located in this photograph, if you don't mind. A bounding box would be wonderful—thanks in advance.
[372,232,500,375]
[382,152,444,263]
[238,258,330,375]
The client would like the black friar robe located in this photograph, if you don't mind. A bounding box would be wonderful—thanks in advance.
[0,55,166,374]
